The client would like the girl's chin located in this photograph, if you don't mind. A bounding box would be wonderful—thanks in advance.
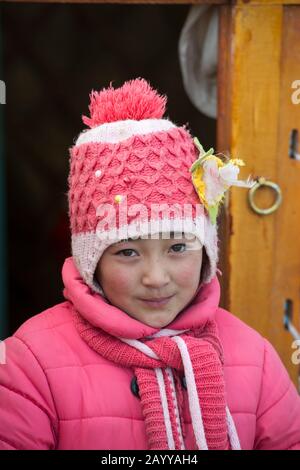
[140,312,179,329]
[124,303,181,328]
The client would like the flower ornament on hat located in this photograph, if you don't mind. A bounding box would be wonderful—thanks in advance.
[190,138,255,224]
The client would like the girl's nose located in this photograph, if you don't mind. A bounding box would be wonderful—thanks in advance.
[141,260,171,288]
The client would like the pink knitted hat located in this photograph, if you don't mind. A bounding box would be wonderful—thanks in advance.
[68,78,253,295]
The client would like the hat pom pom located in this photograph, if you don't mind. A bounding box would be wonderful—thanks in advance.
[82,78,167,128]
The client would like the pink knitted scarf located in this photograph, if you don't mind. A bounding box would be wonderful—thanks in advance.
[71,307,240,450]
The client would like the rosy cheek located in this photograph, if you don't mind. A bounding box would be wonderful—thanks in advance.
[175,259,201,285]
[104,265,133,292]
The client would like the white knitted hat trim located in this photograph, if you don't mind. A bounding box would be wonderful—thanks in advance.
[75,119,176,146]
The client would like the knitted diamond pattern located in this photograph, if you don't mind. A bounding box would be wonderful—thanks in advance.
[68,126,200,235]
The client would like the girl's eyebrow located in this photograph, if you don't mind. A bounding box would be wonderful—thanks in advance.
[114,238,136,245]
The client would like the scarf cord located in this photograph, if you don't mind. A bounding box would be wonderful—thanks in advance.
[71,308,241,450]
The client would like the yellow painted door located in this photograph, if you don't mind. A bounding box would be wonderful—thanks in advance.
[218,1,300,390]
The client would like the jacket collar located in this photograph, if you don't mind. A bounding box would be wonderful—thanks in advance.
[62,257,221,339]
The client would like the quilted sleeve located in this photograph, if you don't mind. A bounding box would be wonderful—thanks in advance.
[0,335,58,450]
[254,338,300,450]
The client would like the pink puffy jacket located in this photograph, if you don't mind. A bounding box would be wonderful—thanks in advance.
[1,257,300,450]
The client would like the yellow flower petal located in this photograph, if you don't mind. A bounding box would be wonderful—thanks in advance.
[230,158,245,166]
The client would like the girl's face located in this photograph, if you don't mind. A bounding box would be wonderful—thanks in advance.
[95,234,203,328]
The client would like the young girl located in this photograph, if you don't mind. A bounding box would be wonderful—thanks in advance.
[0,78,300,451]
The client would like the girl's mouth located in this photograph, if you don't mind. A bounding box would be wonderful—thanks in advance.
[140,295,174,307]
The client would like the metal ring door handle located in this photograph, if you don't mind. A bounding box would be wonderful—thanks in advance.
[248,177,282,215]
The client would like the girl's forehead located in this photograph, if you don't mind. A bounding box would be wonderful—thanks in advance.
[113,232,197,246]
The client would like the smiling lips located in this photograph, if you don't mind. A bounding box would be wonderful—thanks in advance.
[140,295,174,307]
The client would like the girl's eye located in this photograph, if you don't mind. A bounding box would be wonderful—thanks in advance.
[116,249,137,257]
[170,243,186,253]
[115,244,187,257]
